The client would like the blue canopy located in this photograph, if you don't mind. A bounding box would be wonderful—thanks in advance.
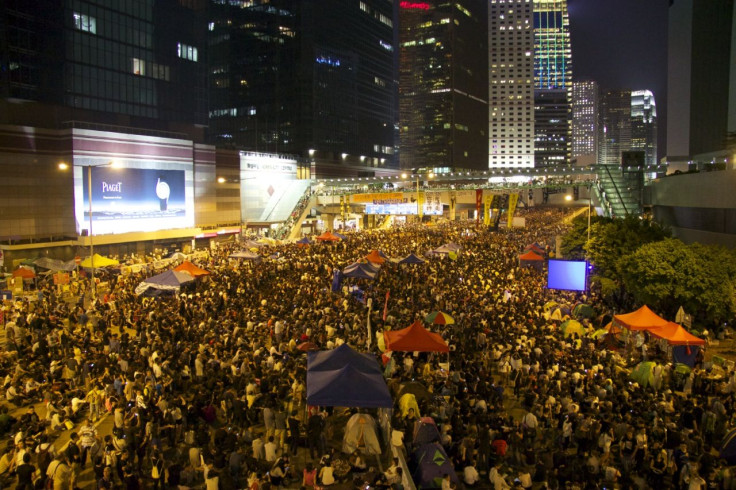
[308,344,382,375]
[306,364,393,408]
[333,232,347,240]
[410,443,458,489]
[134,270,195,296]
[296,237,311,245]
[399,253,426,264]
[343,262,378,280]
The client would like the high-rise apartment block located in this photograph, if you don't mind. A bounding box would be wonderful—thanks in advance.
[488,0,535,168]
[571,80,599,166]
[399,0,488,171]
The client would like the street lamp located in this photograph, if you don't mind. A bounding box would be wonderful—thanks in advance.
[59,160,120,300]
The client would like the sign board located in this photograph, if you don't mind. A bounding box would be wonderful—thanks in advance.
[53,273,70,285]
[352,192,405,204]
[0,291,11,301]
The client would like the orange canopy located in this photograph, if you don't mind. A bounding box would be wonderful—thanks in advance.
[519,251,544,261]
[174,261,210,277]
[648,322,705,346]
[365,250,385,264]
[315,231,341,242]
[383,320,450,353]
[613,305,669,331]
[12,267,35,279]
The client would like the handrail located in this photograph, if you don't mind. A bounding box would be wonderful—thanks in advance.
[601,165,629,216]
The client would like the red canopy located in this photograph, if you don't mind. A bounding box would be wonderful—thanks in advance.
[12,267,35,279]
[613,305,669,331]
[383,320,450,353]
[526,243,544,253]
[365,250,385,264]
[648,322,705,346]
[315,231,341,242]
[173,261,210,277]
[519,251,544,261]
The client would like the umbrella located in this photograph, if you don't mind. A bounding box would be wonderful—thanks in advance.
[425,311,455,325]
[12,267,35,279]
[398,381,433,402]
[543,301,559,312]
[590,328,608,339]
[560,319,584,338]
[297,342,319,352]
[573,304,595,319]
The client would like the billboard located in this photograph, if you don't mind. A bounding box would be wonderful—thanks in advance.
[547,260,587,291]
[76,167,194,235]
[364,202,443,215]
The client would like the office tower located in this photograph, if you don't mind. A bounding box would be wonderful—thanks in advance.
[399,0,488,171]
[1,0,209,130]
[488,0,535,168]
[533,0,573,167]
[208,1,398,176]
[667,0,736,161]
[571,80,599,166]
[631,90,658,167]
[599,89,632,166]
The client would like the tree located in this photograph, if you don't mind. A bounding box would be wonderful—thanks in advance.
[560,214,611,260]
[618,239,736,323]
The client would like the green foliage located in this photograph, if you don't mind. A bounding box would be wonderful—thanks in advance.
[560,214,611,260]
[618,239,736,323]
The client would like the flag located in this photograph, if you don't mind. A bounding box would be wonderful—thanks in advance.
[366,298,373,349]
[331,270,343,292]
[507,193,519,228]
[475,189,483,222]
[483,194,495,226]
[383,291,390,321]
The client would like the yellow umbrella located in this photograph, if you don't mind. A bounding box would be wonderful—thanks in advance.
[560,319,584,338]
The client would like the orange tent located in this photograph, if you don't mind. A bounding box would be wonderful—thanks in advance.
[174,261,210,277]
[315,231,341,242]
[383,320,450,353]
[648,322,705,346]
[519,251,544,261]
[613,305,669,331]
[12,267,35,279]
[365,250,385,264]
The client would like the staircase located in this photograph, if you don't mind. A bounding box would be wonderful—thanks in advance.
[593,165,642,218]
[260,180,312,223]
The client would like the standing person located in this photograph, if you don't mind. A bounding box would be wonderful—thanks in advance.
[79,418,99,468]
[150,449,164,489]
[97,466,114,489]
[287,411,301,455]
[46,454,71,490]
[65,433,82,488]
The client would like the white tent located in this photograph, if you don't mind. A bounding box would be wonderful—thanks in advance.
[342,413,382,455]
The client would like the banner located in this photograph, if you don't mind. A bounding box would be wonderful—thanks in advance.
[449,192,457,221]
[417,191,425,219]
[383,291,390,321]
[339,196,346,222]
[352,192,405,204]
[475,189,483,222]
[483,194,495,226]
[491,194,501,224]
[507,193,519,228]
[53,273,70,286]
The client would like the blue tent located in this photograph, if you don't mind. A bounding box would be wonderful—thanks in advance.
[414,420,441,445]
[343,262,378,280]
[333,232,347,240]
[296,237,311,245]
[399,253,426,264]
[134,270,195,296]
[308,344,382,375]
[410,443,458,489]
[306,364,393,408]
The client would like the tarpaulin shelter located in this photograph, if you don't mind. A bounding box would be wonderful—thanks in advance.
[383,320,450,353]
[242,240,265,249]
[333,232,347,240]
[365,250,386,264]
[442,243,461,252]
[519,250,545,270]
[414,419,441,445]
[134,270,195,296]
[613,305,669,331]
[12,267,35,279]
[229,251,261,260]
[411,443,458,489]
[296,237,311,246]
[560,319,585,338]
[648,322,705,346]
[80,254,119,268]
[398,393,420,418]
[174,261,210,277]
[398,253,426,264]
[306,364,392,408]
[307,344,381,375]
[430,245,455,255]
[525,243,545,254]
[342,413,382,455]
[343,262,379,280]
[573,303,595,319]
[33,258,76,271]
[315,231,341,241]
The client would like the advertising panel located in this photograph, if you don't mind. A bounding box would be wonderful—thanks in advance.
[77,167,194,235]
[364,202,443,215]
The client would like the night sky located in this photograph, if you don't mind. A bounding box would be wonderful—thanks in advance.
[568,0,669,159]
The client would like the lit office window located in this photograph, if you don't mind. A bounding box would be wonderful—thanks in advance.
[132,58,146,76]
[73,13,96,34]
[177,43,198,62]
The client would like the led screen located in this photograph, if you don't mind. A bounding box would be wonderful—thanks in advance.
[76,167,193,235]
[547,260,587,291]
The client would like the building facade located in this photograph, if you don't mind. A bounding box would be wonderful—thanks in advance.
[208,0,399,177]
[598,89,632,166]
[488,0,535,168]
[630,90,658,167]
[571,80,599,166]
[399,0,488,171]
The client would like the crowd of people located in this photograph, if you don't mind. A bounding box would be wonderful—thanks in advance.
[0,207,734,490]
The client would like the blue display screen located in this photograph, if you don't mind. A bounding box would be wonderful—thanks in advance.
[547,260,587,291]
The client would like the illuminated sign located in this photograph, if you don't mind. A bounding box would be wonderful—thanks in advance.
[77,167,193,235]
[365,202,443,215]
[400,1,430,9]
[352,192,405,204]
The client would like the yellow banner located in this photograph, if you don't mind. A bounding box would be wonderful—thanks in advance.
[417,191,425,218]
[483,194,493,225]
[507,193,519,228]
[449,192,457,221]
[340,196,346,221]
[351,192,405,204]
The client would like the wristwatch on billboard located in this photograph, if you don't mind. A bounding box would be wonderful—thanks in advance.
[156,178,171,211]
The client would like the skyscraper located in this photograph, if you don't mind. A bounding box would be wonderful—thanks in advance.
[488,0,535,168]
[667,0,736,161]
[399,0,488,171]
[631,90,658,167]
[533,0,572,167]
[598,89,632,166]
[571,80,599,166]
[208,0,399,177]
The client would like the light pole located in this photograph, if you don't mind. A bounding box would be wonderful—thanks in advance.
[59,160,119,300]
